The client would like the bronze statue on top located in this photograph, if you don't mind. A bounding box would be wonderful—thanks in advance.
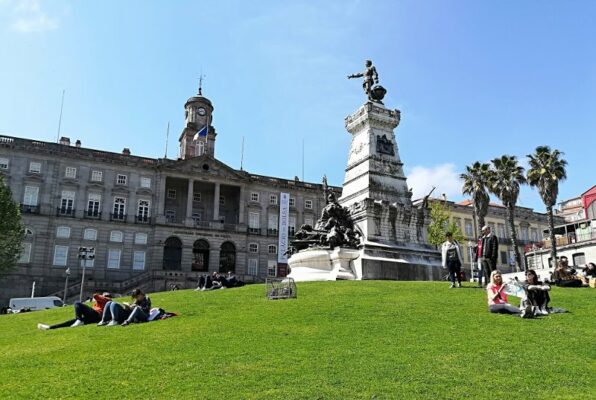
[348,60,387,104]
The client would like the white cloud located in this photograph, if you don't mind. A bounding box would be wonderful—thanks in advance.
[407,163,462,201]
[3,0,59,33]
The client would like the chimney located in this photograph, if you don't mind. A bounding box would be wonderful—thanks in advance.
[122,148,131,156]
[75,140,81,148]
[59,137,71,146]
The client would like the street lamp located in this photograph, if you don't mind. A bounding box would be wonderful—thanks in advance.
[63,268,71,305]
[78,247,95,302]
[467,241,475,283]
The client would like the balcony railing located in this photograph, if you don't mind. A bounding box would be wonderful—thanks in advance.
[84,210,102,219]
[110,213,127,222]
[20,204,40,214]
[56,207,76,217]
[248,227,261,235]
[135,215,151,224]
[165,216,179,224]
[267,228,278,236]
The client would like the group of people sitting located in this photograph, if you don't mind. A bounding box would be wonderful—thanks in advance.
[552,256,596,287]
[38,288,157,330]
[195,271,245,291]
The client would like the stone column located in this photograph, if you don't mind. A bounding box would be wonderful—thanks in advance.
[184,179,194,227]
[238,185,245,225]
[213,182,220,221]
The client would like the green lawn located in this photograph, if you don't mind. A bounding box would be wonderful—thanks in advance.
[0,281,594,399]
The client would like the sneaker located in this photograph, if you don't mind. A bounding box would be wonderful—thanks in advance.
[97,321,108,326]
[107,320,120,327]
[121,321,130,327]
[457,283,462,288]
[449,283,455,289]
[537,308,549,316]
[37,323,50,330]
[70,319,85,327]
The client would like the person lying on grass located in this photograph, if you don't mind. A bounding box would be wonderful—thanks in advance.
[37,292,112,330]
[97,288,152,327]
[487,270,522,315]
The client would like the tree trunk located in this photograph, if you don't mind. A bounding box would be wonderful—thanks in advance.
[507,204,523,272]
[547,205,557,268]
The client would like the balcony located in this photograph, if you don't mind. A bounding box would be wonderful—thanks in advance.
[110,213,127,222]
[20,204,40,214]
[56,207,76,217]
[84,210,102,219]
[135,215,151,224]
[267,228,278,237]
[248,227,262,235]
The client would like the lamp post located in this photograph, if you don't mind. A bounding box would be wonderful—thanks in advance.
[78,247,95,302]
[63,268,71,305]
[467,241,475,283]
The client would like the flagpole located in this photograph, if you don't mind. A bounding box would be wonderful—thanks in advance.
[240,136,244,170]
[302,138,305,182]
[164,121,170,158]
[56,89,65,142]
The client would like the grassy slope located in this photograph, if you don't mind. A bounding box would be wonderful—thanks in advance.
[0,282,594,400]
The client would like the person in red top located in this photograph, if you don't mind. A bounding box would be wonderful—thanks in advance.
[486,271,520,315]
[37,292,113,330]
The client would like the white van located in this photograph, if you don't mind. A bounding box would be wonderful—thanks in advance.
[8,296,64,312]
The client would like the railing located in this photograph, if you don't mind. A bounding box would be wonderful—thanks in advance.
[20,204,40,214]
[135,215,151,224]
[56,207,76,217]
[110,213,127,222]
[248,227,261,235]
[524,230,596,252]
[84,210,102,219]
[267,229,278,236]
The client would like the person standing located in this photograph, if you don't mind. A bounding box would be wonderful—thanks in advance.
[441,232,464,288]
[476,225,499,287]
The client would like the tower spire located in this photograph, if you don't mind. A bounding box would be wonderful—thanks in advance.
[198,73,205,96]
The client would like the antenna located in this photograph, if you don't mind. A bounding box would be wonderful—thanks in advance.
[240,136,245,171]
[56,89,65,142]
[301,138,305,182]
[198,71,205,95]
[164,121,170,158]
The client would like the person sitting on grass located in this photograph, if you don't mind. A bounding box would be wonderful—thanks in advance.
[441,232,464,288]
[522,269,550,315]
[487,270,521,315]
[580,262,596,285]
[121,288,152,327]
[38,292,112,330]
[97,288,151,327]
[552,256,583,287]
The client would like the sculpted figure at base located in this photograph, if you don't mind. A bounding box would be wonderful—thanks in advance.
[289,192,361,255]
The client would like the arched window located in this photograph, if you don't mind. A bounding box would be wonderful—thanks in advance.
[219,241,236,273]
[192,239,210,271]
[163,236,182,270]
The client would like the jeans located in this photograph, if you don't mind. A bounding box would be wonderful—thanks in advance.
[126,307,149,323]
[447,259,461,284]
[102,301,131,323]
[198,275,213,289]
[49,302,101,329]
[478,258,495,286]
[489,304,520,314]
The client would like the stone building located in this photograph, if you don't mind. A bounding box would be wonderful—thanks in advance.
[0,89,337,304]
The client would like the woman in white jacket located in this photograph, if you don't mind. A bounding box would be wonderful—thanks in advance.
[441,232,464,288]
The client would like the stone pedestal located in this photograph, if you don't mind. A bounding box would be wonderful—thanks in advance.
[288,248,361,282]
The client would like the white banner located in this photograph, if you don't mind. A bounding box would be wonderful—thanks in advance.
[277,192,290,264]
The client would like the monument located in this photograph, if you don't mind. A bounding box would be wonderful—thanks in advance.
[287,60,442,281]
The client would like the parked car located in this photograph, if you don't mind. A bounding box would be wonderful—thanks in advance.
[8,297,64,312]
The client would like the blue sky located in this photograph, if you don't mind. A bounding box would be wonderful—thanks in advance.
[1,0,594,211]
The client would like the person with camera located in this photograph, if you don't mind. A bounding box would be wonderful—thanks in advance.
[38,292,112,330]
[441,232,464,288]
[97,288,151,326]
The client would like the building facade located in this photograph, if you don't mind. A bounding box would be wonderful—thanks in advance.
[0,90,337,304]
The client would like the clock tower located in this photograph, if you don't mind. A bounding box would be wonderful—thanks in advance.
[179,86,216,160]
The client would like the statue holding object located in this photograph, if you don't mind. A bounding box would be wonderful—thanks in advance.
[348,59,387,104]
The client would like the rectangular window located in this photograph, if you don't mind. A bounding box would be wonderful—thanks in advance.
[56,226,71,238]
[0,157,8,169]
[91,170,103,182]
[29,161,41,173]
[107,249,121,269]
[530,228,538,242]
[116,174,127,185]
[249,243,259,253]
[268,214,278,234]
[87,193,101,217]
[249,212,260,232]
[83,228,98,241]
[289,216,296,236]
[250,192,260,202]
[133,251,146,270]
[268,244,277,255]
[464,220,473,237]
[140,177,151,188]
[167,189,176,199]
[500,251,508,264]
[165,210,176,223]
[110,231,123,242]
[270,194,278,205]
[267,260,277,277]
[305,199,313,209]
[289,197,296,207]
[23,186,39,206]
[135,233,148,245]
[248,259,258,276]
[113,197,126,220]
[572,253,585,266]
[65,167,77,179]
[193,192,202,202]
[192,212,202,224]
[137,199,150,222]
[53,245,69,266]
[497,224,506,239]
[521,227,529,241]
[18,243,32,263]
[60,190,75,215]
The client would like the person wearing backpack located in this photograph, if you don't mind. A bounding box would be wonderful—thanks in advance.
[441,232,464,288]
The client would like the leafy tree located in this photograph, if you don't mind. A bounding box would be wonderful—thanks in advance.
[0,174,24,273]
[527,146,567,268]
[428,201,465,247]
[487,155,526,271]
[460,161,490,238]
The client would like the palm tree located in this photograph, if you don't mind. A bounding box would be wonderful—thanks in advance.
[460,162,490,237]
[487,155,527,271]
[526,146,567,268]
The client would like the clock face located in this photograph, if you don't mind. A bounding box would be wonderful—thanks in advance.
[198,107,206,116]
